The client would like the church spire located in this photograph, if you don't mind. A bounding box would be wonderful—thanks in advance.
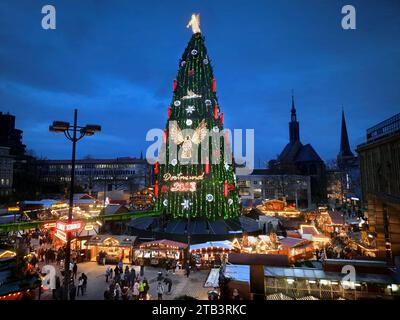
[337,109,354,166]
[291,91,297,122]
[289,91,300,143]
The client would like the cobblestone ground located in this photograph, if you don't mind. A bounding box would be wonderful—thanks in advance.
[38,261,211,300]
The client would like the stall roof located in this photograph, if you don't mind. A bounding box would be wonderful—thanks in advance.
[127,217,156,230]
[279,237,309,248]
[190,240,235,251]
[104,204,129,215]
[300,225,320,236]
[224,264,250,283]
[139,239,187,249]
[22,199,61,209]
[264,266,395,285]
[228,253,290,267]
[87,234,137,247]
[328,211,346,225]
[226,264,395,285]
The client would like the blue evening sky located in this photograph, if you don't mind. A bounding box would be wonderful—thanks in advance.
[0,0,399,166]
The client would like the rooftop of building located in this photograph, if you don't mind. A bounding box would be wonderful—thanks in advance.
[36,157,148,164]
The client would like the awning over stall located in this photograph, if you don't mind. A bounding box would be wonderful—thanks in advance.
[189,240,236,252]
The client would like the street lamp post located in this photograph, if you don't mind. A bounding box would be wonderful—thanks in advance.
[49,109,101,300]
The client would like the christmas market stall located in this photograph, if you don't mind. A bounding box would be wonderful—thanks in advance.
[256,199,301,218]
[317,210,347,235]
[86,234,137,264]
[231,235,279,254]
[134,239,187,267]
[277,237,315,263]
[0,249,41,300]
[299,225,331,248]
[189,240,239,269]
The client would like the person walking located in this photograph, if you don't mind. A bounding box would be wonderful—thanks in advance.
[185,263,190,278]
[77,276,84,297]
[143,278,149,300]
[132,280,140,300]
[163,276,172,295]
[124,266,130,286]
[114,266,120,283]
[138,280,145,299]
[114,282,121,300]
[157,281,164,300]
[105,266,111,283]
[81,273,87,294]
[72,262,78,280]
[104,286,111,300]
[139,262,145,277]
[130,267,136,286]
[69,281,77,300]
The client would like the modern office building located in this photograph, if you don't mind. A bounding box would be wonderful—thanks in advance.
[36,157,152,194]
[357,112,400,260]
[236,169,312,209]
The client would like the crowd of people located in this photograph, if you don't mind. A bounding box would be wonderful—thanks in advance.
[102,261,174,300]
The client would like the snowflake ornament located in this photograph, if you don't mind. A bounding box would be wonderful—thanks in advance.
[181,199,192,210]
[224,161,230,171]
[212,126,219,133]
[205,99,212,106]
[174,100,181,107]
[203,58,209,65]
[170,159,178,166]
[206,194,214,202]
[163,199,168,207]
[191,49,198,55]
[186,105,195,114]
[186,119,193,126]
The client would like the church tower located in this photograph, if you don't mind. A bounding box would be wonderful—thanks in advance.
[289,94,300,143]
[337,109,355,168]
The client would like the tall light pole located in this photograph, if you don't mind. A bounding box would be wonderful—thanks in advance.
[49,109,101,300]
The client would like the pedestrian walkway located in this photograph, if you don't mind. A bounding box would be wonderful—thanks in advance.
[38,262,210,300]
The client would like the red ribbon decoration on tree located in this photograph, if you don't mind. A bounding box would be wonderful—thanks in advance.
[167,106,171,120]
[224,180,228,197]
[154,162,159,174]
[212,78,216,92]
[205,158,210,175]
[220,112,224,126]
[214,104,219,120]
[163,129,168,143]
[154,180,159,198]
[173,79,177,92]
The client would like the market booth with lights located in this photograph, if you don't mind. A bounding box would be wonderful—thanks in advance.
[134,239,187,267]
[86,234,137,264]
[189,240,239,269]
[0,249,41,300]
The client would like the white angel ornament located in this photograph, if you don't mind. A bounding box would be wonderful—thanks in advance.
[169,120,208,159]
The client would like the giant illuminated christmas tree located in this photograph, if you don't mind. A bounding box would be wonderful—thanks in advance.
[154,14,240,221]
